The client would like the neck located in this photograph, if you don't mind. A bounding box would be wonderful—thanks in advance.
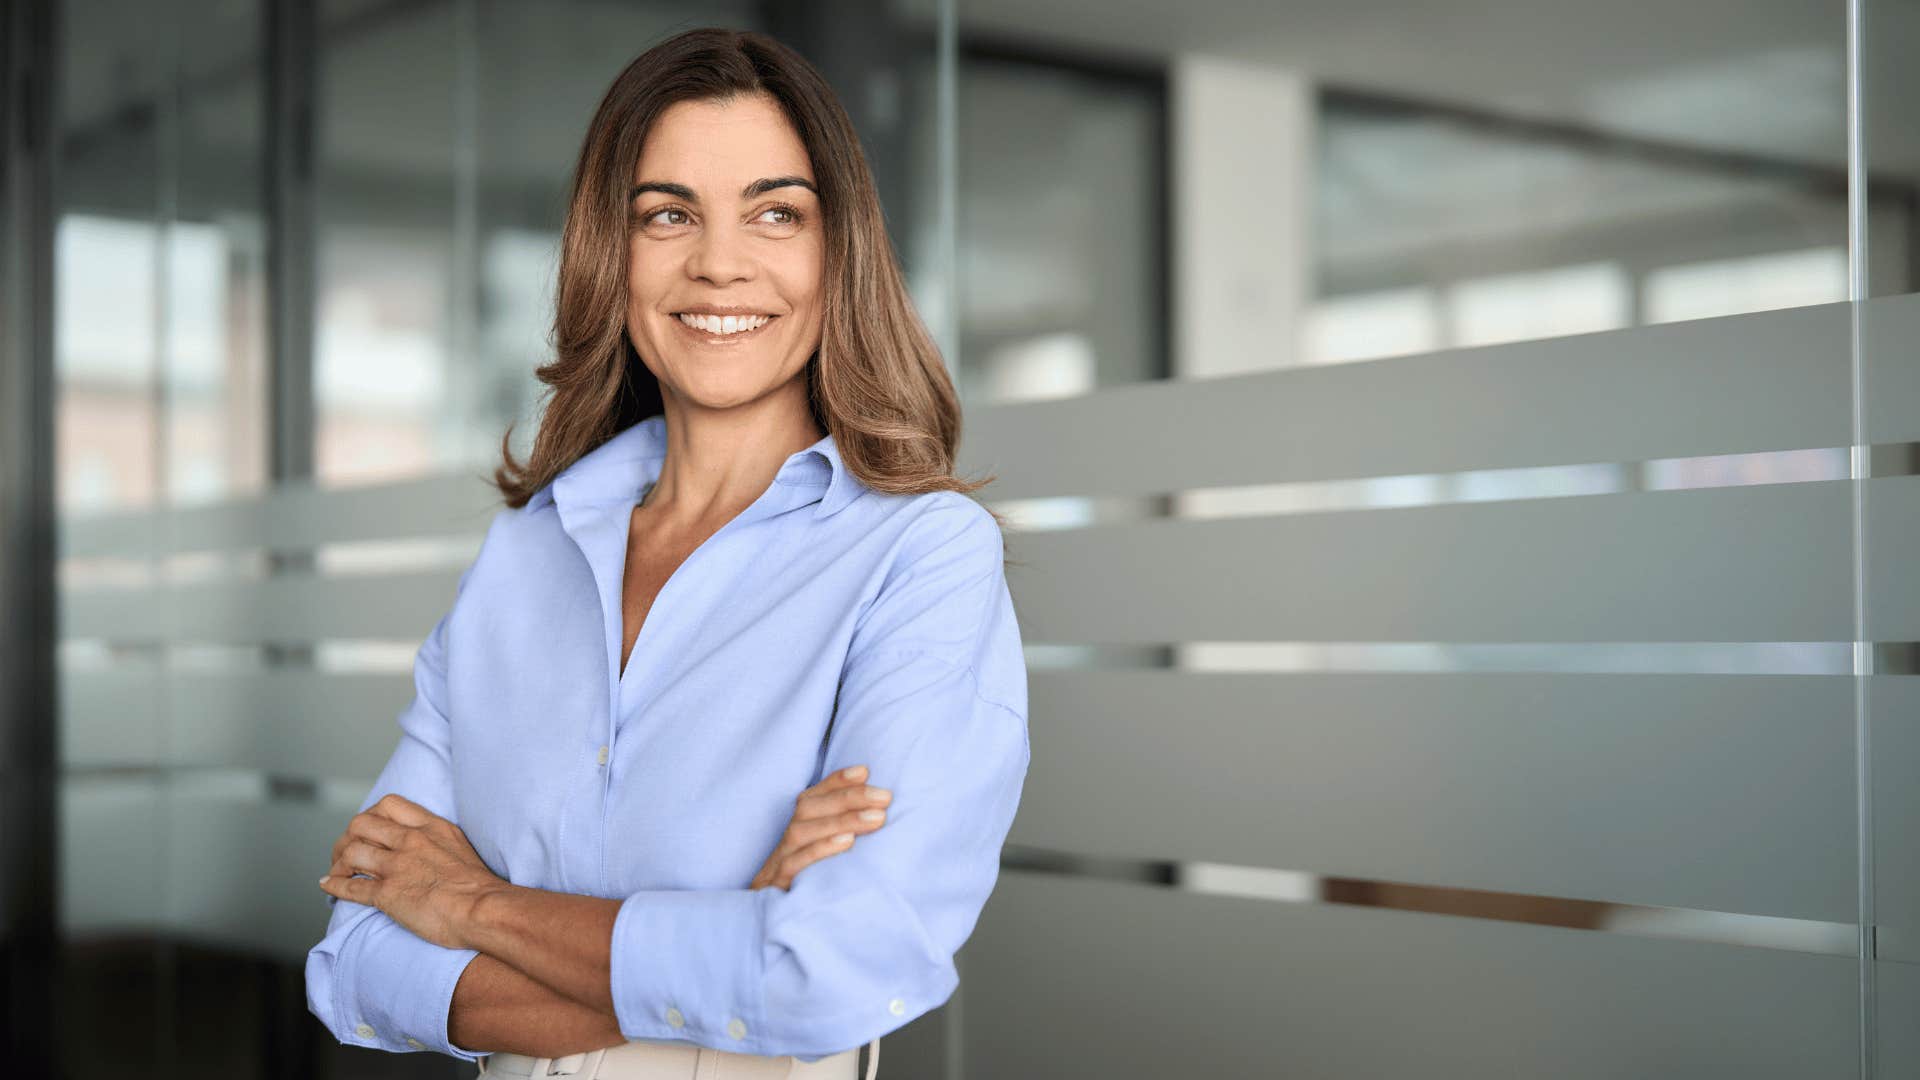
[643,385,823,523]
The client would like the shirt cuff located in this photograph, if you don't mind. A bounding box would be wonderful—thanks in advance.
[333,910,485,1060]
[609,887,768,1052]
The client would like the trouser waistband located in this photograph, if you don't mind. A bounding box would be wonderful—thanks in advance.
[476,1036,878,1080]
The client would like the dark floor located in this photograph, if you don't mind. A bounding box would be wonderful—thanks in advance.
[57,936,472,1080]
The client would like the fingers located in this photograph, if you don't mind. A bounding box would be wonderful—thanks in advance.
[773,784,890,869]
[367,792,437,828]
[318,872,375,905]
[349,811,410,850]
[749,765,896,892]
[813,764,868,793]
[329,838,390,880]
[794,778,892,824]
[331,809,410,864]
[783,804,887,854]
[768,831,858,890]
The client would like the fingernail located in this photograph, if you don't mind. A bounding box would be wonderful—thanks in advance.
[318,875,329,886]
[833,833,854,844]
[859,809,884,822]
[843,765,867,780]
[869,787,892,804]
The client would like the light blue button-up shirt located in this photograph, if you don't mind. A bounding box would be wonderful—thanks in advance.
[303,413,1030,1062]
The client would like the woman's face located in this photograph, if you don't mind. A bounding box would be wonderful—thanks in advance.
[625,92,825,416]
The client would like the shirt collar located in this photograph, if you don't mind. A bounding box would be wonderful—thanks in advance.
[525,414,859,521]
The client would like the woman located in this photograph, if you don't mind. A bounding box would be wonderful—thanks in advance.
[302,27,1030,1080]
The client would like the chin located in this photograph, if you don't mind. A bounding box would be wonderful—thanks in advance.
[673,376,782,411]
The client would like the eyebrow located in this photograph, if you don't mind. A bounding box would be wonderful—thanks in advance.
[629,176,818,201]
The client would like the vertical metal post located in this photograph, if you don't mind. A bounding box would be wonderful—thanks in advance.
[934,0,959,372]
[1845,0,1876,1076]
[0,0,61,1072]
[264,4,323,1073]
[267,0,317,486]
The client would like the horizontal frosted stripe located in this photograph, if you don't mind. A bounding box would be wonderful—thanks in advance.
[1869,475,1920,640]
[1001,846,1855,955]
[62,775,344,959]
[62,568,460,642]
[1007,481,1853,643]
[1171,641,1853,675]
[59,775,165,936]
[1864,291,1920,444]
[61,662,166,766]
[963,873,1856,1079]
[960,302,1850,501]
[1015,670,1854,922]
[161,785,342,960]
[1874,676,1920,962]
[992,448,1853,531]
[63,482,1861,645]
[1033,642,1920,676]
[59,472,501,559]
[62,667,414,779]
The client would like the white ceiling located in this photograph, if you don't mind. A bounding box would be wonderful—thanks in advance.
[60,0,1919,199]
[945,0,1920,177]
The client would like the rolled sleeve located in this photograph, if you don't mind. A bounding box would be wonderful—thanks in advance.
[608,497,1030,1059]
[308,900,483,1059]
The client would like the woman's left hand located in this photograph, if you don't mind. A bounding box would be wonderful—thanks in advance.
[317,793,505,952]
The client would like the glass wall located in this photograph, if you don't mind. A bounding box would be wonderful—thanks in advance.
[35,0,1917,1077]
[55,0,274,1074]
[49,2,950,1077]
[1863,0,1920,1072]
[955,45,1166,403]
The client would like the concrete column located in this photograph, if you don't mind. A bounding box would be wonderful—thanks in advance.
[1170,53,1315,380]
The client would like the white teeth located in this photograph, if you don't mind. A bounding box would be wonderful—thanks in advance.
[676,312,772,335]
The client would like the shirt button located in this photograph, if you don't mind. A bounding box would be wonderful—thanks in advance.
[404,1037,425,1050]
[596,745,609,765]
[727,1017,748,1040]
[354,1022,376,1039]
[888,998,906,1016]
[665,1007,685,1028]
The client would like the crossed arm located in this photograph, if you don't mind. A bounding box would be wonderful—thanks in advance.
[319,764,894,1058]
[309,499,1028,1060]
[449,953,623,1058]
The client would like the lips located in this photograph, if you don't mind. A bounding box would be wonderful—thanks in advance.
[671,311,779,342]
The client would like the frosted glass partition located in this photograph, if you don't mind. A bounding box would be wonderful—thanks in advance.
[967,874,1856,1080]
[961,301,1855,500]
[1858,253,1920,1076]
[59,297,1908,1075]
[946,299,1879,1076]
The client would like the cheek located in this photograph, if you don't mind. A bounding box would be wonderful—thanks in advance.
[773,250,825,313]
[626,238,663,306]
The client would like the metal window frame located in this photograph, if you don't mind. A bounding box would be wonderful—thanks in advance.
[1,0,60,1072]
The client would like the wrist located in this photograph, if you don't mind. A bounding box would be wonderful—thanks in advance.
[461,880,523,954]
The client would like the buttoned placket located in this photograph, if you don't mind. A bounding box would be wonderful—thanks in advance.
[592,467,827,887]
[554,450,829,1046]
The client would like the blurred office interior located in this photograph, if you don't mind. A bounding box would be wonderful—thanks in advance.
[3,0,1918,1075]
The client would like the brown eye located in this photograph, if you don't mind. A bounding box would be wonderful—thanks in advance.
[645,207,690,227]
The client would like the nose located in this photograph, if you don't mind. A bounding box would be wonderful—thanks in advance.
[684,220,755,285]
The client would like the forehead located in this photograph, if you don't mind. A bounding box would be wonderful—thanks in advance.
[633,94,815,187]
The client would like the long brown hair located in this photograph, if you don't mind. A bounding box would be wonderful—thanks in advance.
[491,27,1005,534]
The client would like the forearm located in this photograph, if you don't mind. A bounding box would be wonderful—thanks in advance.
[465,884,625,1018]
[448,951,626,1058]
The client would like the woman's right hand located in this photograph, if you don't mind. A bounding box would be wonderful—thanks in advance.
[749,764,893,891]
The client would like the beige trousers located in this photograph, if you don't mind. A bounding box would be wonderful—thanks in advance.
[474,1036,878,1080]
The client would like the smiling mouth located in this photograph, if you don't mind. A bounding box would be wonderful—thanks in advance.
[674,312,779,338]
